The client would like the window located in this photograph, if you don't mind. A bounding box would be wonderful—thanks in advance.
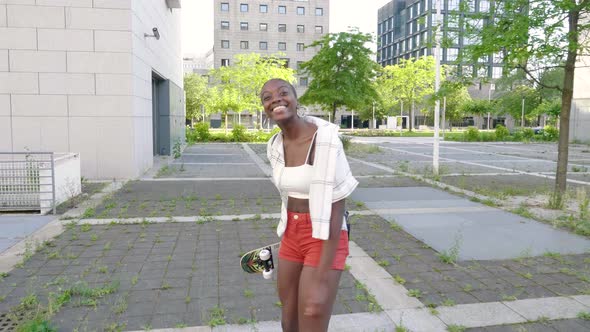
[278,42,286,50]
[240,41,249,49]
[260,4,268,13]
[448,0,459,10]
[278,5,286,14]
[260,23,268,31]
[240,3,248,12]
[299,77,308,86]
[221,2,229,11]
[278,24,286,32]
[221,40,229,48]
[315,7,323,16]
[221,21,229,30]
[221,59,230,66]
[297,7,305,15]
[315,26,323,34]
[297,25,305,33]
[446,48,458,61]
[492,67,502,79]
[240,22,248,30]
[259,41,268,50]
[479,0,490,12]
[297,43,304,51]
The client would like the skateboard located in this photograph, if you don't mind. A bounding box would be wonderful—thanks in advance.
[240,242,280,279]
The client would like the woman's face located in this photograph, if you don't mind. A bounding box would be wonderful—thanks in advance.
[260,80,297,123]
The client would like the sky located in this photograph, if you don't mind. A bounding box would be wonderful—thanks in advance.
[181,0,392,56]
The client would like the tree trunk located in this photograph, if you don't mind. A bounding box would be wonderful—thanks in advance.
[332,102,337,124]
[409,101,415,132]
[555,8,580,198]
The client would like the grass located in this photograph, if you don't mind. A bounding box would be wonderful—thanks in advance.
[206,306,227,327]
[437,233,462,265]
[578,311,590,320]
[407,289,423,298]
[446,325,466,332]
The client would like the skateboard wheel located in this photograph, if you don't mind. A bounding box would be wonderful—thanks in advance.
[263,269,273,279]
[260,249,271,261]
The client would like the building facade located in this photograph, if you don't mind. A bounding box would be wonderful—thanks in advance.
[570,17,590,143]
[0,0,184,179]
[213,0,329,97]
[183,50,215,76]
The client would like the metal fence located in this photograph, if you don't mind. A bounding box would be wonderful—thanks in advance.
[0,152,56,214]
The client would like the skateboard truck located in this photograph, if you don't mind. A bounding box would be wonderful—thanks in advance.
[259,247,274,279]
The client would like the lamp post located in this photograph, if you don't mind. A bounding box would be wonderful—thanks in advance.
[521,97,525,127]
[433,0,442,176]
[372,102,376,129]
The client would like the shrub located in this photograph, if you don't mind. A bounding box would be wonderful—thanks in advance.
[495,125,509,141]
[522,127,535,140]
[340,135,352,150]
[231,124,250,142]
[195,122,210,141]
[464,126,480,142]
[542,125,559,141]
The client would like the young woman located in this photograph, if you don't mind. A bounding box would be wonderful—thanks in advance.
[261,78,358,331]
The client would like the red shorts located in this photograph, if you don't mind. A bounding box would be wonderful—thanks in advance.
[279,211,349,270]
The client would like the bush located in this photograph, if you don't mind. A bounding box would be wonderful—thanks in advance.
[522,127,535,140]
[231,124,250,142]
[195,122,210,141]
[464,126,480,142]
[495,125,509,141]
[542,125,559,141]
[340,135,351,150]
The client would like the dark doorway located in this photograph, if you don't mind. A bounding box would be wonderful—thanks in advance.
[152,72,165,156]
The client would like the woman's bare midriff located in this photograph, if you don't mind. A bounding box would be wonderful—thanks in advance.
[287,197,310,213]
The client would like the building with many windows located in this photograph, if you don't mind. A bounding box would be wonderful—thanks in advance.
[571,16,590,143]
[213,0,329,97]
[377,0,508,129]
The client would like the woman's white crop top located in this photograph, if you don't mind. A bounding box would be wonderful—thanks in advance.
[279,132,316,199]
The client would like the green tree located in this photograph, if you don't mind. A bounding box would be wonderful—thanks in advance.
[184,74,210,124]
[497,85,541,126]
[463,0,590,200]
[378,56,438,131]
[460,99,495,117]
[209,53,295,131]
[437,82,472,128]
[532,99,562,125]
[299,28,380,123]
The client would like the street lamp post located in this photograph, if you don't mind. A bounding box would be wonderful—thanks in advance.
[521,97,525,127]
[433,0,442,176]
[372,102,376,129]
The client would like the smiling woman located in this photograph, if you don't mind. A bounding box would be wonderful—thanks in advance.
[262,78,358,332]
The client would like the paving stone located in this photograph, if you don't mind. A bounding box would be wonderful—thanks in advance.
[437,302,527,328]
[504,296,587,320]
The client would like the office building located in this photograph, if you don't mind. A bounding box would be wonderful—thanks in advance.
[213,0,329,97]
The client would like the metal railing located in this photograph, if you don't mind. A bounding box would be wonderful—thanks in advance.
[0,152,56,214]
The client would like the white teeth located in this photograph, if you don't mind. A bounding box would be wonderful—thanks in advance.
[273,106,286,112]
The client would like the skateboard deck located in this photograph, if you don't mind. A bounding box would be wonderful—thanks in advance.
[240,242,280,279]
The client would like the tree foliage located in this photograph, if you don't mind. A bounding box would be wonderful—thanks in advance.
[299,29,380,122]
[184,74,211,122]
[461,0,590,197]
[377,56,439,130]
[497,85,541,123]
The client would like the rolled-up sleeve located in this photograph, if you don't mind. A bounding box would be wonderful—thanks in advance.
[332,140,358,202]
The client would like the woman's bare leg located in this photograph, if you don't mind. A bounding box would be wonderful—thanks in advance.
[298,266,342,332]
[277,258,303,332]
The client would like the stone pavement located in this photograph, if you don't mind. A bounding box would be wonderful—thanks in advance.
[0,141,589,331]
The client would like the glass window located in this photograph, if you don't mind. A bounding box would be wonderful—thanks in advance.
[479,0,490,12]
[278,24,286,32]
[297,7,305,15]
[278,5,286,14]
[315,26,323,34]
[240,22,248,30]
[492,67,502,78]
[260,41,268,50]
[240,41,248,49]
[221,59,230,66]
[297,43,304,51]
[297,25,305,33]
[315,8,323,16]
[240,3,248,12]
[446,48,458,61]
[300,77,308,86]
[278,42,286,50]
[221,2,229,11]
[260,23,268,31]
[221,40,229,49]
[260,4,268,13]
[448,0,459,10]
[221,21,229,30]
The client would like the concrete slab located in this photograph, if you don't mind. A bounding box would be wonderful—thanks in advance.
[352,187,590,260]
[572,295,590,307]
[386,308,447,332]
[503,296,588,320]
[0,239,18,252]
[177,155,250,163]
[436,302,526,327]
[0,215,56,238]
